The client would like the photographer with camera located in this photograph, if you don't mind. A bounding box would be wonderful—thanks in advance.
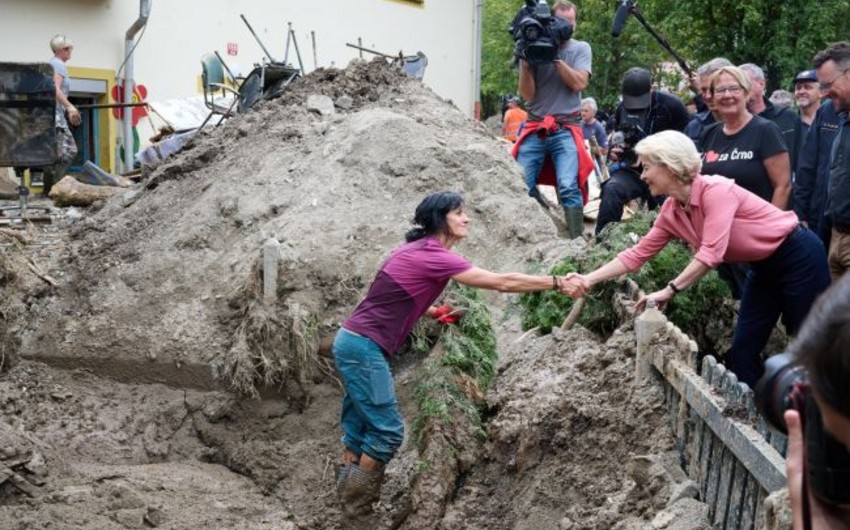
[756,275,850,529]
[594,67,689,236]
[511,0,593,239]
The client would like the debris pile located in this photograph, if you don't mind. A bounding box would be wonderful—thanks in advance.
[0,58,711,529]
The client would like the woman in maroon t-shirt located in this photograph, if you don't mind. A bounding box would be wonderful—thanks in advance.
[334,191,581,522]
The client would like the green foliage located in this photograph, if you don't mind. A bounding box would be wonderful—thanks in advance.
[519,211,734,354]
[410,282,497,448]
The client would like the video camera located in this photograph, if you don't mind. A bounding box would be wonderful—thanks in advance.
[508,0,574,66]
[755,353,850,507]
[609,121,646,167]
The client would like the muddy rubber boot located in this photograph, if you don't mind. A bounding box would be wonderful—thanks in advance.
[564,206,585,239]
[339,463,385,521]
[336,463,350,498]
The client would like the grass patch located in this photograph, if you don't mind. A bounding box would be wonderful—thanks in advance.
[410,282,496,448]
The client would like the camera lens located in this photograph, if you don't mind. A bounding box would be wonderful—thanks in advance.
[754,352,807,433]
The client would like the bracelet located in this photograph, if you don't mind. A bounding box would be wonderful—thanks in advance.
[552,275,558,291]
[668,281,682,295]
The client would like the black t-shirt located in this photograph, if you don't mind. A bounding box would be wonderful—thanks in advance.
[699,116,788,201]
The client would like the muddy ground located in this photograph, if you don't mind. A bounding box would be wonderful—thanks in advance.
[0,59,711,529]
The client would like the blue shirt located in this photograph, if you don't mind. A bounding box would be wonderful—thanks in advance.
[581,120,608,148]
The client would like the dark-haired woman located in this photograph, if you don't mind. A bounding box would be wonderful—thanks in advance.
[334,191,578,521]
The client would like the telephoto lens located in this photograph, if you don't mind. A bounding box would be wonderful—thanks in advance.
[754,352,806,433]
[754,353,850,507]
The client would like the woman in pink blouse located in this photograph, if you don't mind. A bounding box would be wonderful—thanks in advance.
[566,130,829,387]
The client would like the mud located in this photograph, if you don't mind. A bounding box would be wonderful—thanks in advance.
[1,58,713,529]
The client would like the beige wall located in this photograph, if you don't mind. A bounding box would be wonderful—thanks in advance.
[1,0,481,169]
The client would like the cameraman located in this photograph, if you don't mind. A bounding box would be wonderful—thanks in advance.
[515,0,592,239]
[784,275,850,529]
[594,67,689,235]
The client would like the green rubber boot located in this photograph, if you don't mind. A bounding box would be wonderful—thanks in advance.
[339,463,385,519]
[564,206,585,239]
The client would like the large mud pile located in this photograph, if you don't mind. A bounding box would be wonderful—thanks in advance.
[13,58,554,394]
[0,58,712,529]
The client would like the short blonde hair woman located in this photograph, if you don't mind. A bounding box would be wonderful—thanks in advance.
[565,130,829,388]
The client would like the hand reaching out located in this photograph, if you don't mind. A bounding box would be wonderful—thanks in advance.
[635,286,674,312]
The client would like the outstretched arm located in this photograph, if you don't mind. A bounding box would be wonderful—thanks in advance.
[453,267,558,293]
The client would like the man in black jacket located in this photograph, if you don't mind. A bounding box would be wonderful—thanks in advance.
[595,67,689,235]
[740,63,802,171]
[814,42,850,280]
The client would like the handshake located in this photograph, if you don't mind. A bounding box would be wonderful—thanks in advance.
[556,273,591,298]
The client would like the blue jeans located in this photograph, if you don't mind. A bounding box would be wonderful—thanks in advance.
[333,328,404,463]
[516,127,582,207]
[728,226,830,387]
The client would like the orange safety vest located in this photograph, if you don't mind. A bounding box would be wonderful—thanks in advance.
[503,108,528,142]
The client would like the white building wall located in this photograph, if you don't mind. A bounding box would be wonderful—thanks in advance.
[1,0,480,168]
[1,0,478,113]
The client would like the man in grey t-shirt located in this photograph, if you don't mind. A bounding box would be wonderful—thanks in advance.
[516,0,592,238]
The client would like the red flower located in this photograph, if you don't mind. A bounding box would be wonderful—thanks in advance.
[110,83,148,126]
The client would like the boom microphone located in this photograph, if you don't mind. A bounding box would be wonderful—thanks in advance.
[611,0,632,37]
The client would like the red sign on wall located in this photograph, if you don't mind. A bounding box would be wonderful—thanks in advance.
[227,42,238,56]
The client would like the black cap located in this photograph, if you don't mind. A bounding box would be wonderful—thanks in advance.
[622,67,652,110]
[794,69,817,84]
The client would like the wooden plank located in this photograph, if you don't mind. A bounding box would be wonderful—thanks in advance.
[714,444,737,528]
[649,350,787,492]
[739,474,759,530]
[706,434,725,520]
[697,357,718,498]
[687,403,704,478]
[725,460,749,530]
[676,392,690,459]
[754,487,768,530]
[770,430,787,456]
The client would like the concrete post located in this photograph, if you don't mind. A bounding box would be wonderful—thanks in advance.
[263,237,280,304]
[635,299,665,380]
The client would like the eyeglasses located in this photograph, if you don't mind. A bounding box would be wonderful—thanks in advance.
[713,86,744,95]
[819,69,849,91]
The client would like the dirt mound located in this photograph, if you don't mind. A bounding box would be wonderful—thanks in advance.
[0,58,714,530]
[15,58,553,394]
[436,324,710,530]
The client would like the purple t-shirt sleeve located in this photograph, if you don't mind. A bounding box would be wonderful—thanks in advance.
[343,237,472,355]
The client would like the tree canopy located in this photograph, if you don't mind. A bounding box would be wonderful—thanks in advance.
[481,0,850,118]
